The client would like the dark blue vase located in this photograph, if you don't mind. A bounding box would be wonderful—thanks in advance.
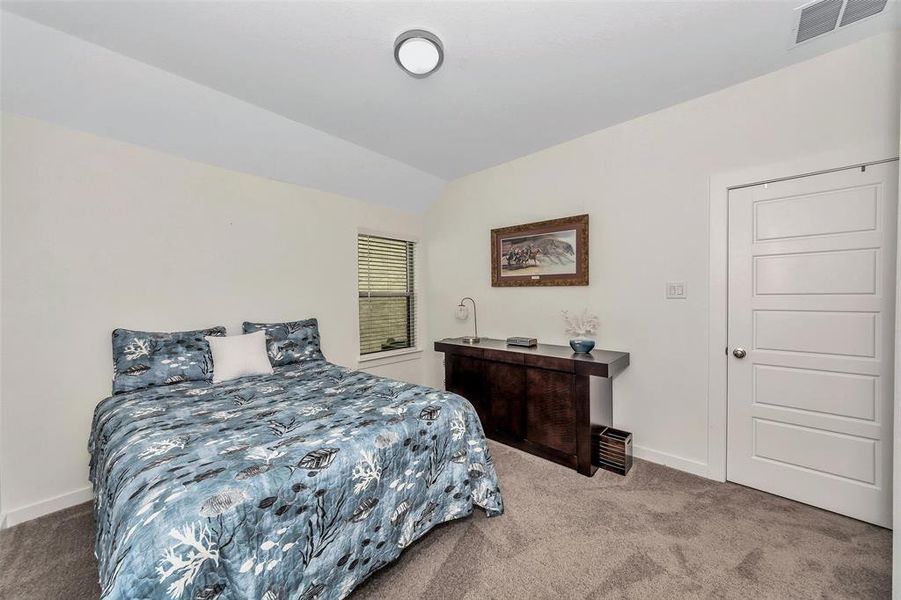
[569,339,595,353]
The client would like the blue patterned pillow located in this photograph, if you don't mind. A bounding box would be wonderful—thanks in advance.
[111,326,226,394]
[242,318,324,366]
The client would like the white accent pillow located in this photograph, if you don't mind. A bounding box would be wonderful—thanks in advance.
[206,331,274,383]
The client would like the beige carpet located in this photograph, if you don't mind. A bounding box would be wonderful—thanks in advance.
[0,442,891,599]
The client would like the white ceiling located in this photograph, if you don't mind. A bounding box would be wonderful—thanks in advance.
[0,12,446,213]
[3,1,900,182]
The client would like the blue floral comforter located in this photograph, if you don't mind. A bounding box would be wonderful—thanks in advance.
[89,360,503,600]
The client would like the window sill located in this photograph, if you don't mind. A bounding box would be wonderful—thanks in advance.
[358,348,422,367]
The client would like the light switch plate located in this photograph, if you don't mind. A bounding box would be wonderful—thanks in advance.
[666,281,687,299]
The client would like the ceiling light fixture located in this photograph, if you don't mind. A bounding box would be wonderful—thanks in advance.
[394,30,443,78]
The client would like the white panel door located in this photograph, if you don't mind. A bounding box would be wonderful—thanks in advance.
[727,161,898,527]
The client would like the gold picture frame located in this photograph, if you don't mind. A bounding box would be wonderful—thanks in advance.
[491,214,589,287]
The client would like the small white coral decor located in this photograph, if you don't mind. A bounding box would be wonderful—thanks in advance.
[561,309,599,337]
[561,309,599,353]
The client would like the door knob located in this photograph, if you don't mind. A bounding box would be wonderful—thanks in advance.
[732,347,747,359]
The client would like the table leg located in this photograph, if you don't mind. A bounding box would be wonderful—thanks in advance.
[575,374,599,476]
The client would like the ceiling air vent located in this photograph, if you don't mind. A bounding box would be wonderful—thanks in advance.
[794,0,843,43]
[791,0,891,45]
[839,0,889,26]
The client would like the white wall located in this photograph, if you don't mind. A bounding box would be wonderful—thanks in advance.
[424,31,901,477]
[0,113,427,526]
[0,110,4,528]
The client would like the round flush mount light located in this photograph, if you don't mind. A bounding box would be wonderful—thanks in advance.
[394,30,443,78]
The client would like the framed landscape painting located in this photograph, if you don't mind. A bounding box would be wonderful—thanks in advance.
[491,214,589,287]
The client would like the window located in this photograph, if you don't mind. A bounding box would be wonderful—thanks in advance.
[358,234,416,356]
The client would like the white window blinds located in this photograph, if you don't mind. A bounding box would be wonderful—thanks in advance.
[358,234,416,355]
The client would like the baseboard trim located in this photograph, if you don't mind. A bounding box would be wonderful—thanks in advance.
[3,486,93,528]
[633,445,710,479]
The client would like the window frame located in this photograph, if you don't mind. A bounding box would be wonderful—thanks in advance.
[356,229,421,364]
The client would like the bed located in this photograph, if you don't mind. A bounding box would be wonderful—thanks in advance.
[89,358,504,600]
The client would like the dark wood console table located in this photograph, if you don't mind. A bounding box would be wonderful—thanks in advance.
[434,338,630,476]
